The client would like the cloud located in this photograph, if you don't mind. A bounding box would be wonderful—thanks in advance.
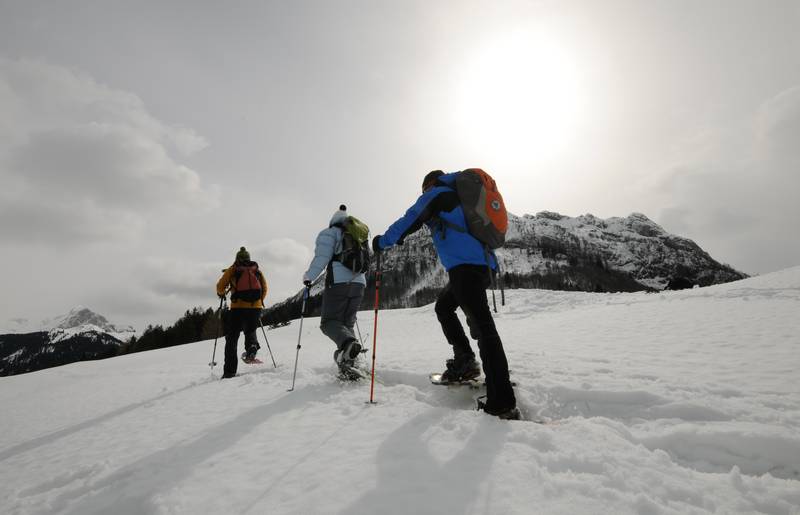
[249,238,312,272]
[0,197,145,245]
[653,85,800,273]
[9,124,211,209]
[135,238,311,304]
[136,258,223,301]
[0,58,217,246]
[756,85,800,163]
[249,238,314,302]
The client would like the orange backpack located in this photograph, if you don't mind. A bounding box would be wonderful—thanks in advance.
[231,263,262,302]
[454,168,508,249]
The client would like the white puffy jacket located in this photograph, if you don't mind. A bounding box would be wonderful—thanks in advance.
[303,209,367,286]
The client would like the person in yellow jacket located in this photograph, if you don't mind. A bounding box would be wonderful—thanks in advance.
[216,247,268,378]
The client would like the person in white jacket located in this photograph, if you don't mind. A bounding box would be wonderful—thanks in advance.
[302,205,367,377]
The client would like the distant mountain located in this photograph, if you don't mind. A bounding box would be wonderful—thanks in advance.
[262,211,746,323]
[2,306,135,338]
[0,329,123,376]
[0,307,133,376]
[499,211,745,290]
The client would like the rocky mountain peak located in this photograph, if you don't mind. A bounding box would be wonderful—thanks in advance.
[51,307,113,330]
[3,307,134,335]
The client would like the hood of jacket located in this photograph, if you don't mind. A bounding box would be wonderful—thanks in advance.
[329,209,348,227]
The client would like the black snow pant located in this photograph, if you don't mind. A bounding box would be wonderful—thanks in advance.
[223,308,260,376]
[435,264,516,412]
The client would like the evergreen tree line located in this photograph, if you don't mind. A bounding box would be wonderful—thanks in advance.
[120,307,223,355]
[120,307,291,356]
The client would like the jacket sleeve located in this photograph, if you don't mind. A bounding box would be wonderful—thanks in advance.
[303,228,339,283]
[378,187,456,249]
[216,267,233,296]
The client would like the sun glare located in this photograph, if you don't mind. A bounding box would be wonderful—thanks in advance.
[453,29,585,164]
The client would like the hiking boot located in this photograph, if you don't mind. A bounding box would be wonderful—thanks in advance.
[221,373,237,379]
[241,351,257,362]
[440,356,481,383]
[476,396,521,420]
[336,339,362,367]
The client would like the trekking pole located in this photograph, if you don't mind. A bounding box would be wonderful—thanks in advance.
[288,286,310,392]
[368,252,382,404]
[209,297,226,370]
[497,254,505,307]
[499,267,506,307]
[355,318,364,346]
[257,314,278,368]
[484,246,498,313]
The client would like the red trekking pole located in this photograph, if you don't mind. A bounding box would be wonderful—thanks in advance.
[368,252,382,404]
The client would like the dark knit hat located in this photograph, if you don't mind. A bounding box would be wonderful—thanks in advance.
[235,246,250,262]
[422,170,445,191]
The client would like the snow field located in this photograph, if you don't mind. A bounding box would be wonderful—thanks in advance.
[1,267,799,514]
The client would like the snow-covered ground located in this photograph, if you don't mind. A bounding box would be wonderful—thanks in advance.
[2,268,799,515]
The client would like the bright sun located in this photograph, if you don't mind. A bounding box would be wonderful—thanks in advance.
[453,29,585,164]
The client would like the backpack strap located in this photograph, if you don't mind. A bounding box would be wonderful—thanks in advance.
[429,215,466,240]
[329,224,346,264]
[325,259,335,288]
[229,262,240,291]
[326,225,345,287]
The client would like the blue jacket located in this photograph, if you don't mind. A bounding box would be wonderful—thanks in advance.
[376,172,497,271]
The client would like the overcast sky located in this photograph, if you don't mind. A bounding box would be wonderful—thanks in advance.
[1,0,799,329]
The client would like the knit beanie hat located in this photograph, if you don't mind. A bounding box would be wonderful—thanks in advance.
[235,246,250,262]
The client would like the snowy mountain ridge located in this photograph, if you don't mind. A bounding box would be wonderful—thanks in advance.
[0,307,133,376]
[264,210,746,322]
[506,210,741,286]
[0,328,123,376]
[2,306,135,337]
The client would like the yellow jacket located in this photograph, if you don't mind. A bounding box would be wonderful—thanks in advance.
[216,262,268,309]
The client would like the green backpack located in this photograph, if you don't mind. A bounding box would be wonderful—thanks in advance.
[333,216,371,273]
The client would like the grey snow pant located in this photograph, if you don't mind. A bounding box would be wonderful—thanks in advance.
[320,282,366,350]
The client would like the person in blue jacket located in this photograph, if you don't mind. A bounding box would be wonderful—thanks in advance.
[372,170,519,420]
[303,205,367,378]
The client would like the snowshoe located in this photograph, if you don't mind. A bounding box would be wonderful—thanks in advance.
[241,352,262,364]
[476,396,522,421]
[430,374,517,388]
[440,356,481,383]
[430,372,481,386]
[337,364,366,382]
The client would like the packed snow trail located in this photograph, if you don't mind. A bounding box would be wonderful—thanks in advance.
[2,268,799,514]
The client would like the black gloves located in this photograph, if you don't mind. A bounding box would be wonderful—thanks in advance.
[372,235,383,253]
[303,280,311,287]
